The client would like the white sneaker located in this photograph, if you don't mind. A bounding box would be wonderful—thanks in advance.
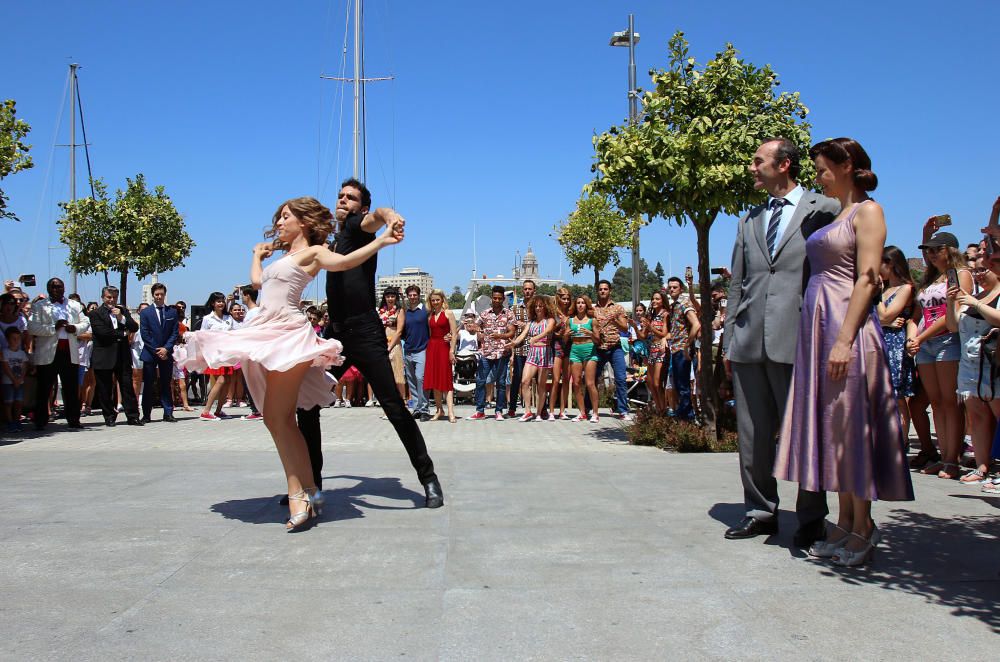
[365,399,376,407]
[589,414,600,423]
[344,400,352,408]
[335,400,344,408]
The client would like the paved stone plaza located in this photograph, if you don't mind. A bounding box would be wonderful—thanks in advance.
[1,405,997,660]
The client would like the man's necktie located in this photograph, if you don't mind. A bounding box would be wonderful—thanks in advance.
[157,306,164,325]
[766,198,788,258]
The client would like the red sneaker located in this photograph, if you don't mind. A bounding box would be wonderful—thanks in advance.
[467,411,487,420]
[199,412,220,421]
[242,413,263,421]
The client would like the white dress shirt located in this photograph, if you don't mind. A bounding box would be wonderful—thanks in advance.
[764,184,804,255]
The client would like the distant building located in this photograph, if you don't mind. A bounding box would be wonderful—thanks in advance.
[377,267,434,297]
[512,245,540,281]
[140,274,160,306]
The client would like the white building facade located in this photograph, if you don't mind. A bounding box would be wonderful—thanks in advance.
[377,267,435,296]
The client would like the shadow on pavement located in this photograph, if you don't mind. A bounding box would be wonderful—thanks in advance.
[583,425,630,443]
[210,474,424,526]
[815,509,1000,633]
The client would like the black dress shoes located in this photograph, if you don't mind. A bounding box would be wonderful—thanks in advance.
[104,417,117,427]
[126,418,145,426]
[419,413,431,422]
[162,414,177,423]
[66,421,83,429]
[793,518,828,549]
[724,516,778,540]
[423,479,444,508]
[141,415,152,423]
[411,411,422,420]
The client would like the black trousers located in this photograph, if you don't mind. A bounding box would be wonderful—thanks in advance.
[296,310,438,488]
[95,359,139,421]
[33,346,80,427]
[507,355,527,415]
[142,357,174,418]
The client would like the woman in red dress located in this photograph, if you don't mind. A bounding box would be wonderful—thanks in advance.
[423,289,458,422]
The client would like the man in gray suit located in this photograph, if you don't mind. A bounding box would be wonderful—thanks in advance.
[722,137,840,547]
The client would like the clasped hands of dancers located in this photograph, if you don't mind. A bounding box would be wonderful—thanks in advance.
[178,188,440,532]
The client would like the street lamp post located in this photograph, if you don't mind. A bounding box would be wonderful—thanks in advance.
[610,15,640,313]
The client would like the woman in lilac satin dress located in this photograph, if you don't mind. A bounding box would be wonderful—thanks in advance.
[774,138,914,567]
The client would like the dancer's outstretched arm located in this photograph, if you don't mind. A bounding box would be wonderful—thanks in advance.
[308,219,404,274]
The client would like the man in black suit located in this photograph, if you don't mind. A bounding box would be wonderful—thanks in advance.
[139,282,179,422]
[89,285,143,427]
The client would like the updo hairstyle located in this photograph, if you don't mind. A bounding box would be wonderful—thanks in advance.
[809,137,878,192]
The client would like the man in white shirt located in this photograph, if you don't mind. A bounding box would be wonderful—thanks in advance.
[27,277,90,430]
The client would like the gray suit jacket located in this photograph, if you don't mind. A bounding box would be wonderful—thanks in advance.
[723,191,840,364]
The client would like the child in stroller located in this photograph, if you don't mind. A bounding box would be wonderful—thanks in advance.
[453,314,481,401]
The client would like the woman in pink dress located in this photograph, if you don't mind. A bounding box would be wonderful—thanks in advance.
[423,289,458,422]
[774,138,913,567]
[177,196,404,531]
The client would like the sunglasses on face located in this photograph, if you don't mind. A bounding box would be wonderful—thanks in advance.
[971,268,988,275]
[922,246,948,253]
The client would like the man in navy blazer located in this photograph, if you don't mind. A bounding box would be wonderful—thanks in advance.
[140,282,179,422]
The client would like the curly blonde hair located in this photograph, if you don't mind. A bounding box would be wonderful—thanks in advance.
[265,197,334,250]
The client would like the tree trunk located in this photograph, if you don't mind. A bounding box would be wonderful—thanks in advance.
[119,270,128,308]
[594,266,600,293]
[695,214,720,439]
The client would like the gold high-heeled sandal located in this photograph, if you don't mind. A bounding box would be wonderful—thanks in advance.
[285,490,315,532]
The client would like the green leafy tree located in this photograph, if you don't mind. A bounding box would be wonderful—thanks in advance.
[590,32,813,437]
[0,100,33,221]
[654,261,665,286]
[553,193,630,291]
[448,286,465,310]
[58,174,195,304]
[611,258,663,303]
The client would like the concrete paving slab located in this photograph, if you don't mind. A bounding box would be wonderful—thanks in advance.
[0,404,998,660]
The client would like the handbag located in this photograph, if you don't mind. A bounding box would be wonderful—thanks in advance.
[976,327,1000,402]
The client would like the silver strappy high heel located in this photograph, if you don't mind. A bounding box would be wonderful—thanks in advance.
[306,487,324,516]
[831,526,881,567]
[808,524,851,558]
[285,490,316,532]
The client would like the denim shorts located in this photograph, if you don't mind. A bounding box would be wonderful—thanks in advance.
[1,383,24,403]
[915,332,961,365]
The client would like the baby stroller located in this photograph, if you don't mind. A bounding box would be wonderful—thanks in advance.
[453,350,479,403]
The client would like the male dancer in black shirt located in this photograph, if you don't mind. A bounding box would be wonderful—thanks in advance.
[295,178,443,508]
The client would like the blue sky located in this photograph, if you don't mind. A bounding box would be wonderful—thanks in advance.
[3,1,999,306]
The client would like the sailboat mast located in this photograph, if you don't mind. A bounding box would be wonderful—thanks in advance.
[352,0,361,179]
[69,63,79,293]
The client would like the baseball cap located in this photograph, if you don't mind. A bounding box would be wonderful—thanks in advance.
[917,232,959,250]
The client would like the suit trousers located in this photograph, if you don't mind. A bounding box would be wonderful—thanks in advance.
[33,346,80,427]
[95,359,139,421]
[142,357,174,418]
[732,360,828,524]
[296,310,438,488]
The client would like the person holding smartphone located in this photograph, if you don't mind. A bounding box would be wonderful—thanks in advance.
[905,226,972,480]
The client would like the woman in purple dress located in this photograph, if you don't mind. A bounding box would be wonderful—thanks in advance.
[774,138,914,567]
